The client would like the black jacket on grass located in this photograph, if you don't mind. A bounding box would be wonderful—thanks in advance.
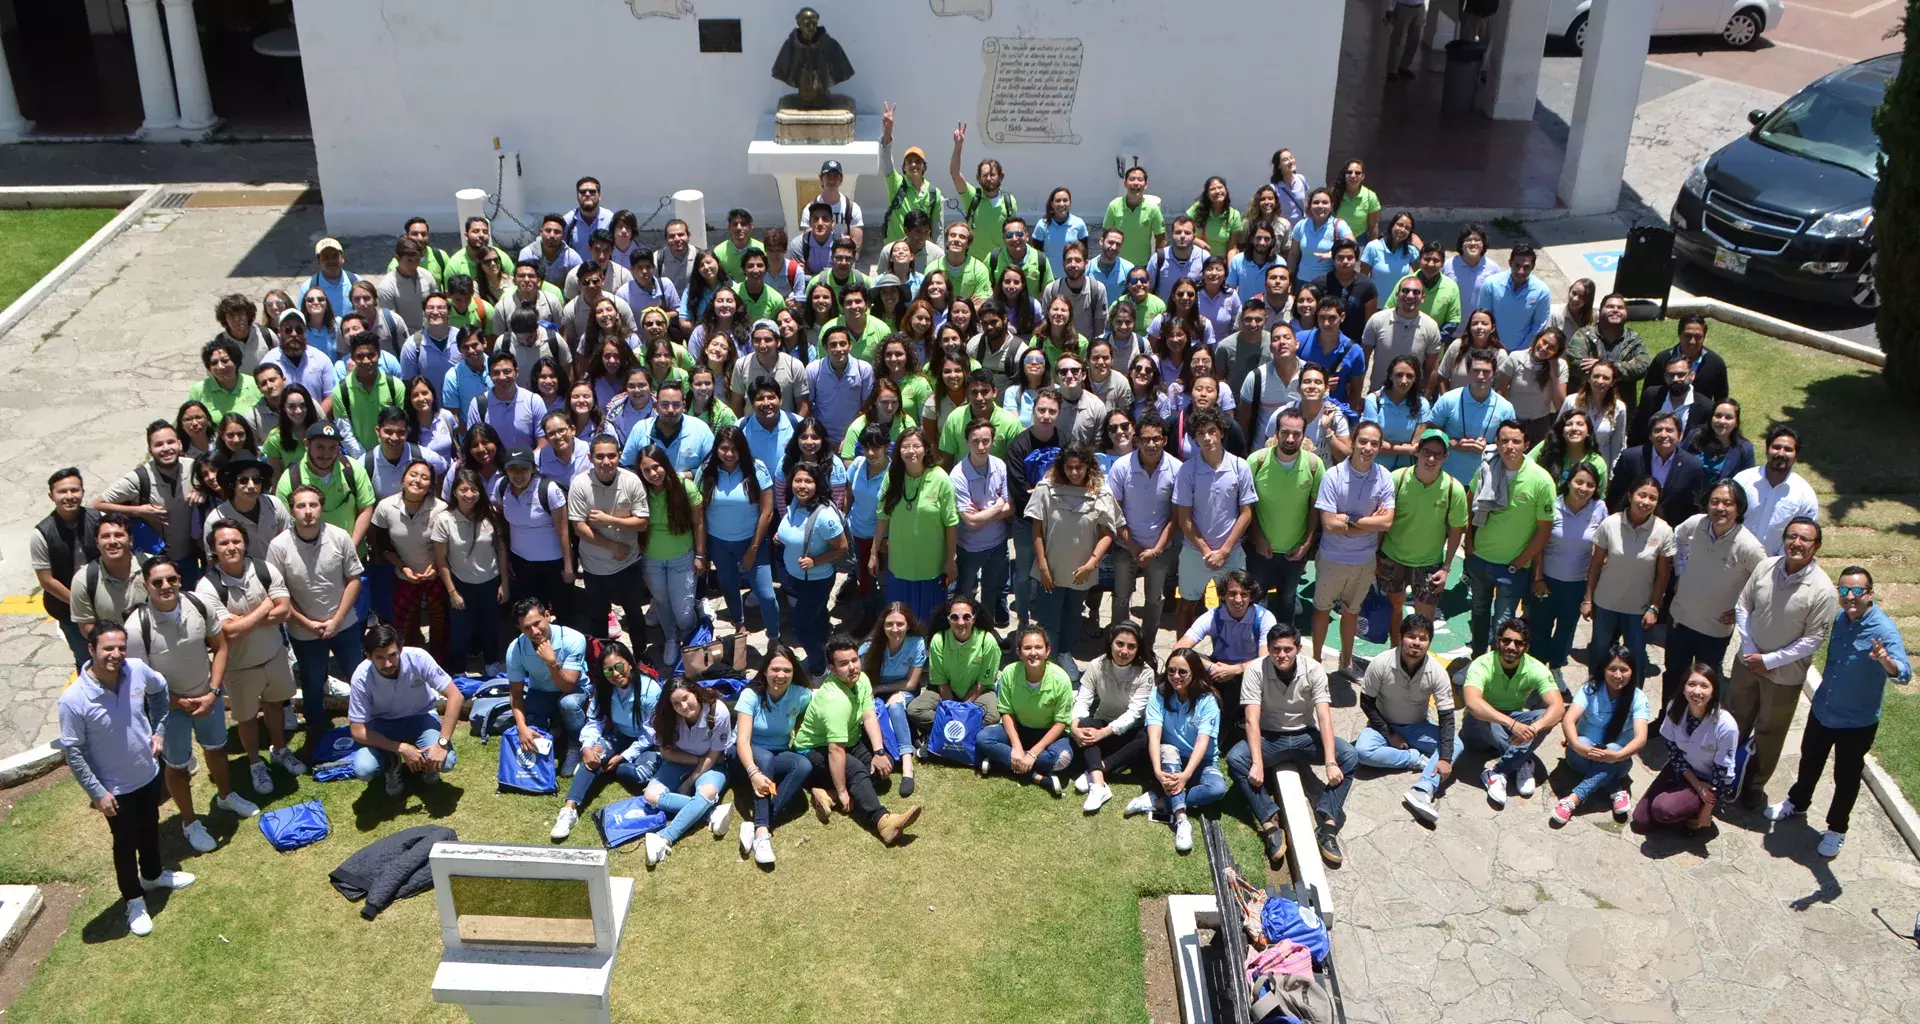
[330,824,456,919]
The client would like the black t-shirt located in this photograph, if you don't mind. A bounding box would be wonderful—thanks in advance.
[1316,270,1379,345]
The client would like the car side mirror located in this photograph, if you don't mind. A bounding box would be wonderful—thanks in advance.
[1747,108,1768,126]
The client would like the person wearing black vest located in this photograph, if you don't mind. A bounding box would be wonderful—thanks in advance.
[32,468,102,671]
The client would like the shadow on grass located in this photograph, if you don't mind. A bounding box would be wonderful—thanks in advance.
[1776,370,1920,536]
[349,778,465,832]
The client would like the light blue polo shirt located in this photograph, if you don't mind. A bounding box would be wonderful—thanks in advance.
[1429,387,1517,485]
[740,410,799,481]
[1087,255,1134,304]
[705,461,775,543]
[1474,273,1553,351]
[440,360,491,424]
[466,386,548,450]
[505,623,589,693]
[347,647,454,723]
[1108,450,1182,551]
[735,683,813,752]
[803,355,876,446]
[621,413,714,473]
[364,444,451,499]
[57,659,166,798]
[860,636,929,685]
[776,502,846,581]
[848,458,889,540]
[1146,689,1221,759]
[1227,252,1281,303]
[581,674,661,759]
[1031,214,1089,280]
[1362,391,1433,471]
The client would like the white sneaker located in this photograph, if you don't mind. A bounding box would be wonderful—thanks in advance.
[1173,815,1193,853]
[140,870,195,891]
[1485,772,1509,809]
[383,761,405,797]
[1124,793,1155,817]
[183,820,217,853]
[1403,787,1439,824]
[249,760,273,794]
[216,791,260,818]
[1817,830,1846,858]
[1083,783,1113,814]
[1764,798,1802,822]
[1072,773,1090,794]
[752,834,775,865]
[738,820,755,857]
[272,746,308,777]
[977,759,990,777]
[551,806,579,841]
[1038,773,1062,797]
[127,897,153,937]
[1515,760,1537,798]
[644,832,671,865]
[708,801,732,836]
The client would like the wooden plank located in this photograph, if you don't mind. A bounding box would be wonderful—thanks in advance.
[1275,766,1335,916]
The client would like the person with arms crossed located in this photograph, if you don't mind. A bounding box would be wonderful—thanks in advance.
[196,520,306,792]
[1461,617,1565,809]
[1311,422,1397,677]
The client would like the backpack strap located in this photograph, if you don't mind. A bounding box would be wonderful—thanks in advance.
[136,465,153,507]
[86,561,101,610]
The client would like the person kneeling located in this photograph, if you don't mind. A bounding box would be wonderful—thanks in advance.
[550,640,662,841]
[641,677,734,866]
[1549,644,1651,826]
[1223,625,1355,867]
[1354,612,1462,826]
[978,626,1075,794]
[732,645,816,866]
[1125,648,1227,854]
[794,635,922,844]
[1632,663,1738,835]
[348,623,464,796]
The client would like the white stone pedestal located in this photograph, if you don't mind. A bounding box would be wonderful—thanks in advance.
[747,112,881,236]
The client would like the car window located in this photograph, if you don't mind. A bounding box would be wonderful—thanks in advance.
[1754,86,1882,180]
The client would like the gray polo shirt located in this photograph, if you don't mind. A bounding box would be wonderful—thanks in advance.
[126,597,223,697]
[1359,652,1453,726]
[266,524,365,641]
[1242,656,1331,734]
[430,508,501,585]
[378,267,438,332]
[68,559,149,627]
[100,460,197,564]
[193,561,290,670]
[202,496,291,560]
[731,351,810,414]
[567,468,650,576]
[372,494,444,573]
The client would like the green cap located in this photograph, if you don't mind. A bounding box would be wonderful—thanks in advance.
[1416,427,1451,448]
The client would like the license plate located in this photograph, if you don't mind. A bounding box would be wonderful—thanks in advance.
[1713,247,1749,274]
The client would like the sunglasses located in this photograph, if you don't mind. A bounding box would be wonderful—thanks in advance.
[949,612,974,622]
[1837,586,1868,598]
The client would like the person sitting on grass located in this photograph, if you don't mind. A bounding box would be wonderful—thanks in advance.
[859,602,927,797]
[1549,643,1651,827]
[1633,663,1739,835]
[640,676,734,867]
[1070,621,1156,814]
[732,645,815,866]
[977,625,1076,794]
[549,640,662,842]
[1125,647,1226,855]
[346,622,464,797]
[1461,617,1565,810]
[905,596,1003,740]
[794,635,923,845]
[1172,569,1277,709]
[1355,612,1462,827]
[1222,624,1354,868]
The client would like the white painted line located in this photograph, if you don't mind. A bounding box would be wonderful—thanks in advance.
[0,183,165,342]
[1646,61,1793,101]
[1761,37,1867,64]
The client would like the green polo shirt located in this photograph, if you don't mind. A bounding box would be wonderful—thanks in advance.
[735,281,788,324]
[1103,196,1165,267]
[1247,446,1325,554]
[1185,203,1244,256]
[959,183,1018,261]
[1468,459,1556,567]
[791,673,874,750]
[1042,334,1090,368]
[1383,467,1468,568]
[643,478,703,560]
[996,661,1074,729]
[711,238,765,283]
[929,256,992,303]
[822,314,894,363]
[839,413,915,459]
[188,374,264,422]
[275,455,376,534]
[331,372,407,451]
[447,297,493,336]
[985,245,1053,301]
[806,269,870,303]
[1399,272,1461,333]
[929,628,1002,694]
[881,172,944,243]
[1464,651,1554,713]
[939,403,1023,461]
[1110,292,1167,327]
[442,245,516,286]
[876,467,958,582]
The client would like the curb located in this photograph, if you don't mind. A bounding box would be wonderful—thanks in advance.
[1659,297,1883,368]
[0,743,64,790]
[0,183,165,342]
[1801,670,1920,863]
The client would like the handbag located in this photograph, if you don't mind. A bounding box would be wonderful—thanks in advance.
[593,794,669,848]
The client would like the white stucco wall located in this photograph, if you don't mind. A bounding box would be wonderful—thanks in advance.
[293,0,1343,238]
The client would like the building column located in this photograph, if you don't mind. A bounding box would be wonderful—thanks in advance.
[1476,0,1550,121]
[124,0,180,136]
[161,0,217,132]
[0,36,31,142]
[1557,0,1656,215]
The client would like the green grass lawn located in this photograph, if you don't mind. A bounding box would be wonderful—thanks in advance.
[0,208,121,310]
[0,731,1267,1023]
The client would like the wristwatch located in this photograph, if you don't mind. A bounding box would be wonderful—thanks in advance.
[436,737,453,750]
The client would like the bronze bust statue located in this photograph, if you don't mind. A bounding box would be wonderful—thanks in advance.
[771,7,854,110]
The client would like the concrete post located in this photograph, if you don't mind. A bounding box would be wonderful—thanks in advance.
[0,34,32,142]
[161,0,218,132]
[1557,0,1656,215]
[1476,0,1550,121]
[123,0,181,136]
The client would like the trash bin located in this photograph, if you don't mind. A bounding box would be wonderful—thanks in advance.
[1615,224,1677,308]
[1442,40,1485,116]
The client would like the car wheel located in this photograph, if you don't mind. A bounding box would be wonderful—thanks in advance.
[1566,12,1588,53]
[1851,253,1880,310]
[1722,9,1762,48]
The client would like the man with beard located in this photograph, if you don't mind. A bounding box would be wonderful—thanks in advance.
[1733,426,1819,557]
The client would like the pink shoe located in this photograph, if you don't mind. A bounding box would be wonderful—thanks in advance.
[1548,797,1576,827]
[1611,789,1632,820]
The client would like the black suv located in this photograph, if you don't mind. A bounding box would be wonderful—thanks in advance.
[1670,53,1891,309]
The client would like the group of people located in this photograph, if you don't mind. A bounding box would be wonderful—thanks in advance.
[45,116,1911,936]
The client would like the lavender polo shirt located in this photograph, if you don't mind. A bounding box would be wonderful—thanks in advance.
[1108,450,1184,550]
[1172,451,1257,549]
[1313,460,1396,565]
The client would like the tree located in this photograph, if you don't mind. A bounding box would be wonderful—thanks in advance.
[1876,4,1919,391]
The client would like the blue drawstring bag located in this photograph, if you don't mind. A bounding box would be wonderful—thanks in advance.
[1358,586,1390,644]
[593,794,669,848]
[872,698,907,760]
[1260,895,1330,963]
[927,699,984,765]
[497,725,558,794]
[698,677,750,702]
[310,725,363,781]
[455,674,506,700]
[259,799,330,851]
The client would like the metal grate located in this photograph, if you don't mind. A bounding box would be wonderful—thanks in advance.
[154,190,194,209]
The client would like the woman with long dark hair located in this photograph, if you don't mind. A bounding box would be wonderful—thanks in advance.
[406,376,461,463]
[1498,326,1568,444]
[1268,148,1310,225]
[1549,644,1651,826]
[689,285,745,360]
[1194,256,1241,343]
[1361,211,1420,283]
[872,428,959,623]
[1070,621,1156,813]
[1002,346,1052,427]
[859,601,927,795]
[731,645,815,865]
[992,265,1042,337]
[1530,409,1608,491]
[1125,647,1226,853]
[639,676,734,866]
[564,381,606,441]
[1560,358,1629,469]
[548,639,663,842]
[1363,355,1430,470]
[1583,477,1674,685]
[583,335,640,410]
[1330,160,1380,241]
[1548,276,1596,340]
[780,417,849,514]
[1632,663,1738,834]
[634,444,704,668]
[1683,398,1755,480]
[1431,308,1502,398]
[175,400,215,462]
[701,425,778,643]
[1527,464,1604,686]
[1188,176,1243,256]
[978,625,1076,793]
[920,342,973,438]
[776,462,849,674]
[1027,444,1121,679]
[432,466,511,673]
[1148,277,1213,356]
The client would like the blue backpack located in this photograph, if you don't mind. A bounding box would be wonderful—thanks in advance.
[310,725,364,782]
[454,674,506,700]
[927,699,985,764]
[496,725,558,794]
[259,799,331,851]
[468,682,515,740]
[1260,895,1330,964]
[698,676,750,703]
[872,698,907,760]
[593,794,669,848]
[1358,585,1390,643]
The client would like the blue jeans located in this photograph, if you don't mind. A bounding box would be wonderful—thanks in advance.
[787,574,835,675]
[520,687,591,768]
[563,733,659,809]
[1463,706,1548,779]
[350,713,459,779]
[58,619,90,673]
[1029,582,1088,676]
[1588,605,1649,682]
[1247,545,1310,628]
[711,535,779,637]
[953,543,1010,619]
[365,564,396,628]
[1526,576,1587,670]
[1009,527,1036,624]
[643,550,698,667]
[1465,554,1526,657]
[1565,743,1630,804]
[1354,720,1465,796]
[978,722,1072,775]
[647,759,728,845]
[1157,747,1229,814]
[1225,729,1359,826]
[736,746,812,829]
[875,691,913,760]
[446,576,504,671]
[291,622,366,731]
